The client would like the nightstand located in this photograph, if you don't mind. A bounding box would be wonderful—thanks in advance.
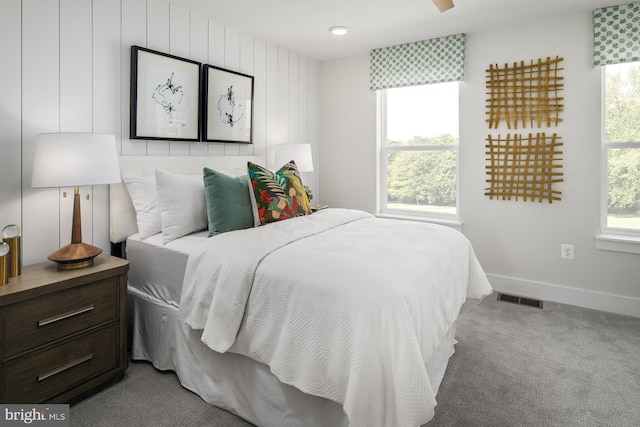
[0,254,129,404]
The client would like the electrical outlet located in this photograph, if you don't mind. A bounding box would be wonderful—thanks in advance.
[560,244,574,260]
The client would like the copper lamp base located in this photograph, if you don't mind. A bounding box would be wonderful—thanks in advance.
[46,188,103,270]
[48,242,102,270]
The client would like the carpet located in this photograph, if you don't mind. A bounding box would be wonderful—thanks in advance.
[429,296,640,426]
[70,295,640,426]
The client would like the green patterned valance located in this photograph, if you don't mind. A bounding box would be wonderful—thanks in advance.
[369,33,465,91]
[593,1,640,66]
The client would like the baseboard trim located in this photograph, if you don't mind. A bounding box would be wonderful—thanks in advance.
[487,274,640,318]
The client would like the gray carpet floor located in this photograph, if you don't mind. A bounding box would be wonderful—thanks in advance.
[70,295,640,426]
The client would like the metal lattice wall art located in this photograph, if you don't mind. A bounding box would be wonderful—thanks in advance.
[485,133,563,203]
[486,56,564,129]
[485,56,564,203]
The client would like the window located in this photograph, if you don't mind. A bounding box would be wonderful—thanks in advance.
[378,82,459,219]
[602,62,640,234]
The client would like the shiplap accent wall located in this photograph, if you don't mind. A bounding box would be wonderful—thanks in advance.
[0,0,319,266]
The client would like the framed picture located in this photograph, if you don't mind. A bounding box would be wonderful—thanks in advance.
[130,46,201,141]
[203,65,254,143]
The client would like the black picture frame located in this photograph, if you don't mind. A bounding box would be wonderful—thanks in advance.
[202,64,254,144]
[130,46,201,141]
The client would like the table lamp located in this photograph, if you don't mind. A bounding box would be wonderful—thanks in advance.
[275,143,314,173]
[275,143,314,200]
[31,133,121,269]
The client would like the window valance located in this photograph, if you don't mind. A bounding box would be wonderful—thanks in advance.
[369,33,465,91]
[593,1,640,66]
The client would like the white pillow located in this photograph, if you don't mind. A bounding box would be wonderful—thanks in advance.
[155,169,207,244]
[123,175,162,239]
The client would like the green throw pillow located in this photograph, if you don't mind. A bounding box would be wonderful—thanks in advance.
[202,167,254,236]
[247,161,312,225]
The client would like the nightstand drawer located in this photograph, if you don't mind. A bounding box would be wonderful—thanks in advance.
[1,324,117,403]
[2,277,118,359]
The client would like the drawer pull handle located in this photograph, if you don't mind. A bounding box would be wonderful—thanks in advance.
[38,353,93,382]
[38,304,95,327]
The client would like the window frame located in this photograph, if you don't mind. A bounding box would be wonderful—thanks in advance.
[596,64,640,254]
[376,85,460,224]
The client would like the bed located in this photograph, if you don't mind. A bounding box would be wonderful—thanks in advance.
[110,155,492,427]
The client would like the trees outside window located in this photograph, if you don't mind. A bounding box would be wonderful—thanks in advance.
[379,83,459,217]
[604,62,640,232]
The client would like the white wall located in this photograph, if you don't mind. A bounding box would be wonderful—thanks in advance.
[319,12,640,316]
[319,55,377,213]
[0,0,319,266]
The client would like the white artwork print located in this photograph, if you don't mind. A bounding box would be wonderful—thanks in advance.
[204,66,252,142]
[213,79,246,132]
[146,64,190,128]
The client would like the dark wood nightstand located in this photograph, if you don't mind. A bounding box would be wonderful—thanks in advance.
[0,254,129,404]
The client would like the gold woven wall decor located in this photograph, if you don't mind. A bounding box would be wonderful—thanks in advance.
[484,55,564,203]
[486,56,564,129]
[485,133,563,203]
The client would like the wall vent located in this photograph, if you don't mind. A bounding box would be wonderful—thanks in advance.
[497,293,543,309]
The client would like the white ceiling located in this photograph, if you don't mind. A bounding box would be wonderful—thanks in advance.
[170,0,624,61]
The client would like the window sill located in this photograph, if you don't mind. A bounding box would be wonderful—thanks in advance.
[595,233,640,254]
[376,212,462,231]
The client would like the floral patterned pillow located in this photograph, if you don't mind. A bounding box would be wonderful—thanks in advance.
[247,161,312,225]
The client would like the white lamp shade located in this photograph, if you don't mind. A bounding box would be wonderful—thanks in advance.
[274,143,314,172]
[31,133,121,188]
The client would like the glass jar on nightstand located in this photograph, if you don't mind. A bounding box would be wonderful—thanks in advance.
[2,224,21,277]
[0,241,9,285]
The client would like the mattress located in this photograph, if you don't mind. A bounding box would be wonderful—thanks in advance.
[126,230,209,307]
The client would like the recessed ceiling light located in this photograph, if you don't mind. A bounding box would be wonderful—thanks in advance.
[329,26,349,36]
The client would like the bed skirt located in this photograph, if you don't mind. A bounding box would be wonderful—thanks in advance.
[128,286,457,426]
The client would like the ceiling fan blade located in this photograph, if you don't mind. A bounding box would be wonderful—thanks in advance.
[432,0,454,12]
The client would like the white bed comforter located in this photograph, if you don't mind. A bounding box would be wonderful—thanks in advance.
[179,208,492,427]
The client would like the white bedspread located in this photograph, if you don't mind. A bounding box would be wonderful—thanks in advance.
[179,208,492,427]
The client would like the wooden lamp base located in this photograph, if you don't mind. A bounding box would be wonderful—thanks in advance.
[48,242,102,270]
[49,187,102,270]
